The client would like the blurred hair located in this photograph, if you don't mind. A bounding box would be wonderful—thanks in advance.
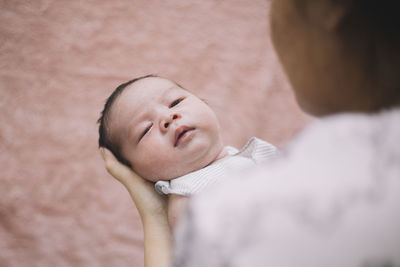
[355,0,400,105]
[357,0,399,39]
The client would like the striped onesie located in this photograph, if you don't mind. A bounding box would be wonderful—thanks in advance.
[155,137,277,196]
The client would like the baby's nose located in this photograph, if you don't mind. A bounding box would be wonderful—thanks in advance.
[162,114,179,129]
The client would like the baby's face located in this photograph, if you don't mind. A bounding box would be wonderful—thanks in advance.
[109,77,225,182]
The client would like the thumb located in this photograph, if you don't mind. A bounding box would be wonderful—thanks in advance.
[100,147,140,185]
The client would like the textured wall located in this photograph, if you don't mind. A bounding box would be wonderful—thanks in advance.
[0,1,312,266]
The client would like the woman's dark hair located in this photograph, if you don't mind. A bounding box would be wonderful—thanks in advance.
[357,0,399,39]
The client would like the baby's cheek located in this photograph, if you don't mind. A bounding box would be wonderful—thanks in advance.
[136,151,180,181]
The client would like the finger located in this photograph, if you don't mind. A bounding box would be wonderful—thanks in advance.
[99,147,105,160]
[100,147,118,162]
[101,147,144,185]
[100,147,126,174]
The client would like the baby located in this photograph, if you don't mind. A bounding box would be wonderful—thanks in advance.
[98,74,277,225]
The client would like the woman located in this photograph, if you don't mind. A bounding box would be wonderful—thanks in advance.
[101,0,400,266]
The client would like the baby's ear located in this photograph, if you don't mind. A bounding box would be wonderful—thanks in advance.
[297,0,355,30]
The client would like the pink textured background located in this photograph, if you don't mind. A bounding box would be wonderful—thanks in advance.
[0,1,312,266]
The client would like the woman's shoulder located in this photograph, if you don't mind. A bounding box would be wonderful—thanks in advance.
[190,108,400,210]
[285,108,400,159]
[299,108,400,139]
[179,108,400,231]
[174,109,400,267]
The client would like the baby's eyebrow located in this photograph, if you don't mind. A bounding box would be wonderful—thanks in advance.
[161,85,178,100]
[126,123,138,142]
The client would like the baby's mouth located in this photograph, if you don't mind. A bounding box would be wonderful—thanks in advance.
[174,126,195,147]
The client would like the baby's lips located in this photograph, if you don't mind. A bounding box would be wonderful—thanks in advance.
[174,125,195,147]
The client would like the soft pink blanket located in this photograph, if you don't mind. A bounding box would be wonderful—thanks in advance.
[0,1,312,266]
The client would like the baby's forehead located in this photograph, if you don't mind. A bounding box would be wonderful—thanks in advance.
[126,78,185,98]
[112,79,186,122]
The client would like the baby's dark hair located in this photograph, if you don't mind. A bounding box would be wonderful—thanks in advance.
[97,74,157,167]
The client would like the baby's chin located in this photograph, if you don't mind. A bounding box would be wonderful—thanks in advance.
[139,162,208,183]
[135,144,225,182]
[142,169,194,182]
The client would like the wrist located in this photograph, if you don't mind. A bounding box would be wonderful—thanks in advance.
[142,214,173,243]
[141,211,169,227]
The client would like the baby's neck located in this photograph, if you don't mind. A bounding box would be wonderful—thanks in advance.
[203,146,229,169]
[212,147,229,163]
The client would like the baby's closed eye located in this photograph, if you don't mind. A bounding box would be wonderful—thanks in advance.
[139,124,153,142]
[169,98,184,108]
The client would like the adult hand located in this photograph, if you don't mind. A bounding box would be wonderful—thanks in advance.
[99,148,168,221]
[100,148,172,267]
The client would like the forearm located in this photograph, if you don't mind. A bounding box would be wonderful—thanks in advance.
[100,149,172,267]
[124,184,172,267]
[142,216,172,267]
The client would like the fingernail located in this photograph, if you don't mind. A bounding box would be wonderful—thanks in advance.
[99,147,105,159]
